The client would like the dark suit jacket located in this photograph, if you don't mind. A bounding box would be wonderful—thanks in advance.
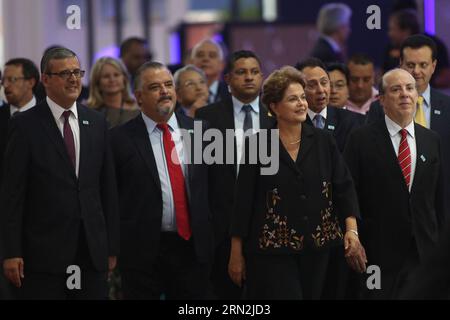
[0,102,119,273]
[231,123,360,254]
[110,112,214,271]
[367,88,450,216]
[305,107,365,152]
[195,97,276,245]
[212,80,231,104]
[344,119,445,275]
[310,37,344,66]
[0,104,11,185]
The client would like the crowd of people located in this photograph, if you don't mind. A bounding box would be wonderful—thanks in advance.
[0,2,449,300]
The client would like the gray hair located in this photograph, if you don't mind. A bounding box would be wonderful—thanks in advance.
[40,47,77,74]
[317,3,352,35]
[379,68,416,95]
[191,39,224,61]
[173,64,207,89]
[133,61,171,91]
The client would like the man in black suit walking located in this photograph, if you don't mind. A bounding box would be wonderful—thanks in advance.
[110,62,214,300]
[0,58,40,299]
[196,50,275,299]
[0,47,119,299]
[344,68,446,299]
[367,35,450,215]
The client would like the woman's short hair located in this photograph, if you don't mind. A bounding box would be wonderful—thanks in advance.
[87,57,135,109]
[262,66,305,115]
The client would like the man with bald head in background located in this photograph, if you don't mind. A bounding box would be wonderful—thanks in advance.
[344,68,446,299]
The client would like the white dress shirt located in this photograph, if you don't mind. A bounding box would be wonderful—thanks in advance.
[46,97,80,177]
[232,96,260,174]
[10,96,36,116]
[141,112,187,232]
[385,115,417,192]
[307,107,328,125]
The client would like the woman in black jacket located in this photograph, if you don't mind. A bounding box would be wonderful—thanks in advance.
[228,66,367,300]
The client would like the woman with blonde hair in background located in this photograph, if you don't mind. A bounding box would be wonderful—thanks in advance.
[88,57,139,128]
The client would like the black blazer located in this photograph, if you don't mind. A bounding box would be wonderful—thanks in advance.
[310,37,344,65]
[110,112,214,271]
[344,119,445,272]
[305,107,365,152]
[0,102,120,273]
[195,97,276,245]
[367,88,450,213]
[0,104,11,185]
[212,80,231,104]
[231,123,360,255]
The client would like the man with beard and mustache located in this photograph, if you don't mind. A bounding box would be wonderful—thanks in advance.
[195,50,275,300]
[110,62,214,299]
[0,47,119,299]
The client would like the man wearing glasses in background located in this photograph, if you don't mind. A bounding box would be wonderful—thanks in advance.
[0,58,40,299]
[0,47,119,300]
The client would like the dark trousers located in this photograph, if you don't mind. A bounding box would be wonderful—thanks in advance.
[121,232,210,300]
[17,225,108,300]
[362,238,420,300]
[245,249,330,300]
[210,239,243,299]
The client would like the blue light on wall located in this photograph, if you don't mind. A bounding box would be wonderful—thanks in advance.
[424,0,435,35]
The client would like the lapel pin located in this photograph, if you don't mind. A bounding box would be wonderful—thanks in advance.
[82,120,89,125]
[327,125,335,130]
[434,110,441,115]
[420,155,426,162]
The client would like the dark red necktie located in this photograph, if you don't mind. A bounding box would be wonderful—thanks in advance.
[62,110,76,168]
[157,123,191,240]
[398,129,411,189]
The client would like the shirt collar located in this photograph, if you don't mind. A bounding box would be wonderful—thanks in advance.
[232,96,260,116]
[141,111,179,134]
[321,35,341,53]
[307,106,327,121]
[421,84,431,109]
[10,96,36,116]
[385,115,415,139]
[46,96,78,120]
[209,80,219,96]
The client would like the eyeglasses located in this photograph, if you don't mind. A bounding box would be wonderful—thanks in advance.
[46,69,85,80]
[1,76,27,85]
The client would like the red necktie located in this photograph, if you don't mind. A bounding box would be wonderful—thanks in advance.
[62,110,76,168]
[398,129,411,189]
[157,123,192,240]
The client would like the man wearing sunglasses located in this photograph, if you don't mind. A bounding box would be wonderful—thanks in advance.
[0,47,119,300]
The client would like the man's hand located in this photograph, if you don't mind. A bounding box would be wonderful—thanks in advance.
[3,258,24,288]
[344,231,367,273]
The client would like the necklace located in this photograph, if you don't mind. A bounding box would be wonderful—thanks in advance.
[287,138,301,145]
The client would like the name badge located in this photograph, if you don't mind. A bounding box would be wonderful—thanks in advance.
[82,120,89,125]
[327,125,335,130]
[420,155,426,162]
[434,110,441,115]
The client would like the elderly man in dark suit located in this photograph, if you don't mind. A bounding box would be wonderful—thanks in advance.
[110,62,214,300]
[344,68,446,299]
[196,50,275,299]
[367,34,450,217]
[0,47,119,300]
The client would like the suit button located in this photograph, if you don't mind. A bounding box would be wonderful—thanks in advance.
[300,194,307,200]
